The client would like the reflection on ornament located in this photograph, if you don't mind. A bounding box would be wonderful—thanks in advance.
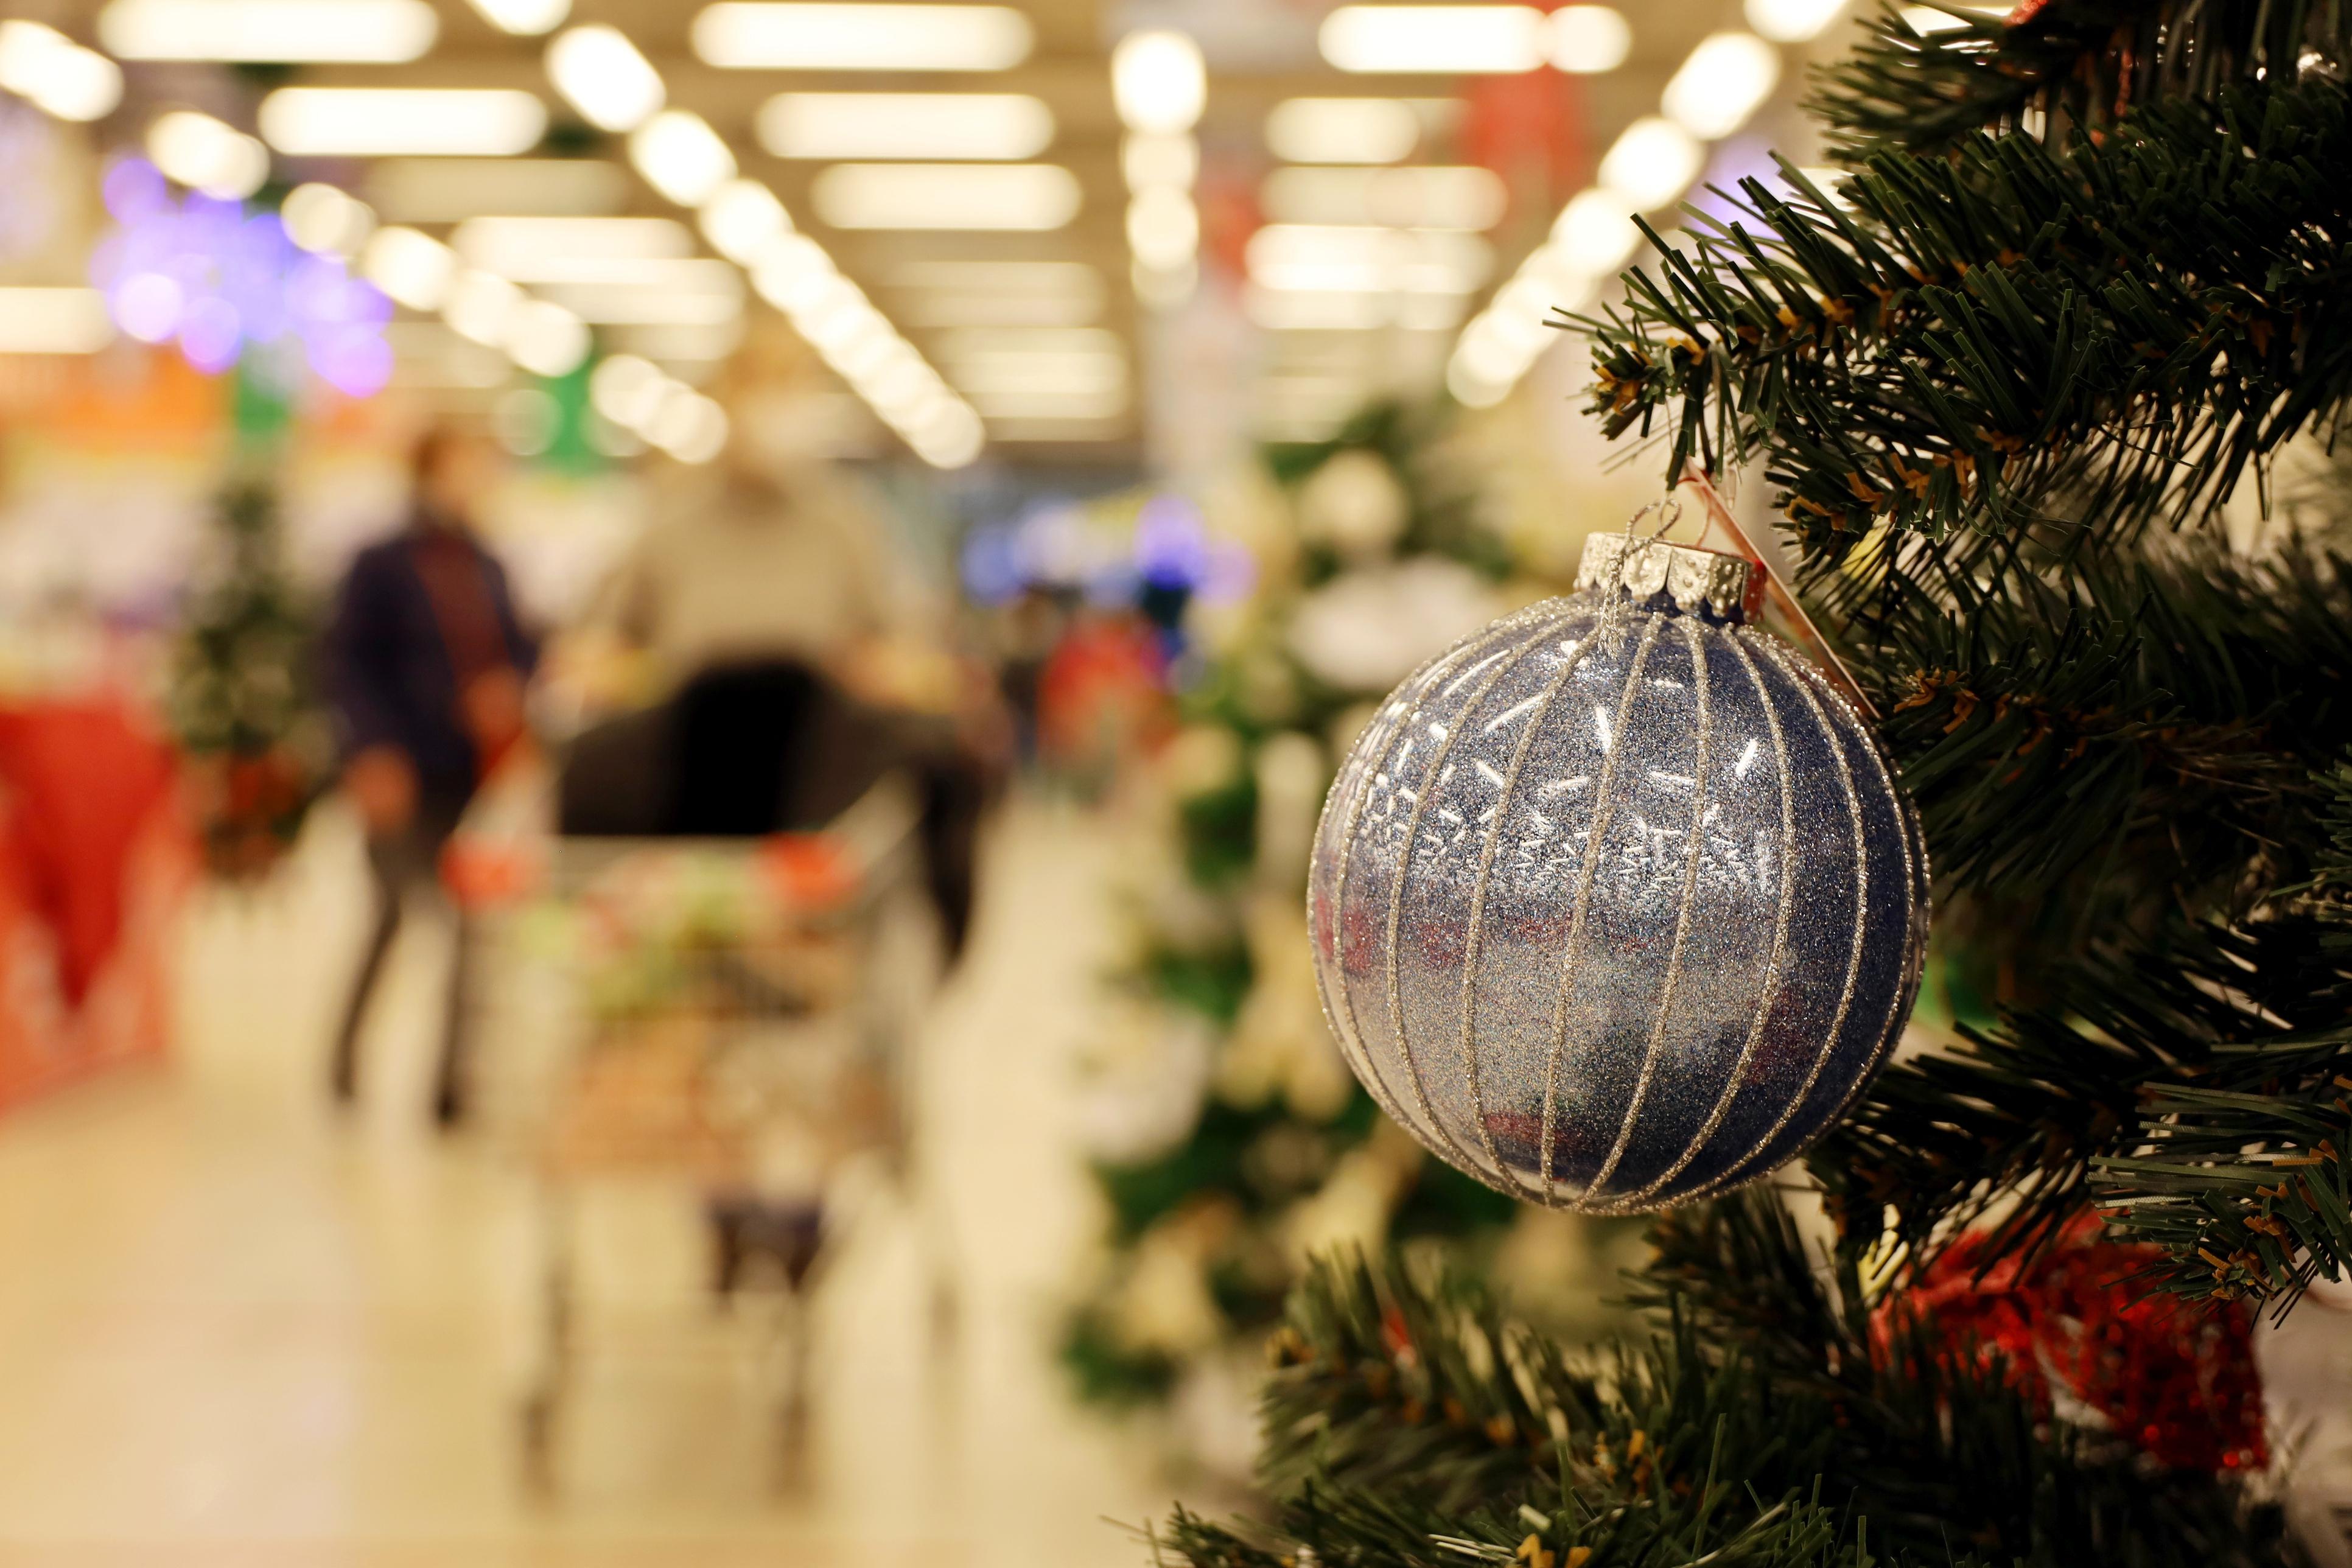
[1306,531,1929,1213]
[1297,447,1411,558]
[1289,555,1502,693]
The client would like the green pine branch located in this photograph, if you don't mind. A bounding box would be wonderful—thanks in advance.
[1812,0,2350,160]
[1573,76,2352,551]
[1153,1230,2297,1568]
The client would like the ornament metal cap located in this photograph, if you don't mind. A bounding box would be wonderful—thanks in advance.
[1575,532,1762,623]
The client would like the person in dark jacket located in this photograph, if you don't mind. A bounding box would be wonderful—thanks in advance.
[325,424,536,1125]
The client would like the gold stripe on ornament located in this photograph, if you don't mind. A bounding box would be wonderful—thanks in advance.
[1586,613,1716,1197]
[1378,625,1558,1185]
[1611,625,1799,1208]
[1538,611,1664,1200]
[1452,610,1610,1199]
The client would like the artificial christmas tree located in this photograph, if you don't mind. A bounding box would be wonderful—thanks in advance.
[1155,0,2352,1559]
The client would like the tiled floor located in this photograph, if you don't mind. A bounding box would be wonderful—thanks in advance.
[0,798,1186,1566]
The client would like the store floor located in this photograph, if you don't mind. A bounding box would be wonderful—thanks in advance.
[0,796,1186,1567]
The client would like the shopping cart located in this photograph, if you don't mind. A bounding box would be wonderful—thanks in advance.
[461,774,946,1486]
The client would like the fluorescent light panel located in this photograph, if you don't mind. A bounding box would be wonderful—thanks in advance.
[467,0,569,34]
[0,22,123,122]
[453,215,696,275]
[758,93,1052,160]
[259,89,548,156]
[100,0,436,60]
[0,288,115,354]
[811,163,1080,230]
[1261,166,1507,231]
[693,3,1032,69]
[1265,98,1421,164]
[1319,4,1544,72]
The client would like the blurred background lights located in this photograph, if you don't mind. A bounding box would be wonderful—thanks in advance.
[545,24,665,133]
[1662,31,1782,138]
[691,3,1034,71]
[1745,0,1850,41]
[1549,5,1633,71]
[280,183,377,258]
[1598,116,1707,210]
[1110,32,1206,137]
[464,0,569,35]
[0,21,124,122]
[146,111,269,200]
[630,110,737,206]
[91,159,393,393]
[100,0,439,61]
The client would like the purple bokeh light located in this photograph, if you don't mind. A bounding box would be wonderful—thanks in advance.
[89,156,393,399]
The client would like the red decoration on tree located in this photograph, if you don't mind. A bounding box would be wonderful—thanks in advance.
[1883,1215,2267,1472]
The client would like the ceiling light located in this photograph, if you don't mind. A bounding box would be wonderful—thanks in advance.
[699,180,789,263]
[1246,224,1493,294]
[1598,116,1703,209]
[693,3,1032,69]
[455,215,695,276]
[467,0,569,34]
[547,24,664,133]
[811,164,1080,231]
[0,288,116,354]
[0,23,123,122]
[908,403,984,469]
[1548,5,1631,71]
[259,89,548,156]
[100,0,435,60]
[1662,30,1780,139]
[1111,30,1206,135]
[629,110,735,206]
[758,91,1052,160]
[649,390,729,463]
[362,226,458,310]
[1552,186,1642,273]
[1318,5,1546,73]
[590,354,667,425]
[505,298,590,377]
[281,183,376,257]
[752,235,837,312]
[147,111,269,199]
[1125,187,1199,270]
[1121,133,1197,191]
[1261,166,1507,230]
[446,270,523,346]
[366,159,627,223]
[535,278,743,325]
[1264,97,1419,164]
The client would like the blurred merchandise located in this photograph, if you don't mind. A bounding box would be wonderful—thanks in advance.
[0,696,188,1108]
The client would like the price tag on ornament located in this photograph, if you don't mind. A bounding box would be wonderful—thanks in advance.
[1675,472,1878,719]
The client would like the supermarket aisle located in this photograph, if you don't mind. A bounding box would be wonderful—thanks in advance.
[0,796,1176,1567]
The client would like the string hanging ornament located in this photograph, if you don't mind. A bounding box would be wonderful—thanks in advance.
[1305,498,1930,1212]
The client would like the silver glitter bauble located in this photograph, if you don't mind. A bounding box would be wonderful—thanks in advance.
[1306,533,1929,1213]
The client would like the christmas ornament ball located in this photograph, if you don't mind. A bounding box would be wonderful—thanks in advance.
[1306,533,1928,1213]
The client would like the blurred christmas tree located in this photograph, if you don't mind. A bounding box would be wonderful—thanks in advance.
[1155,0,2352,1559]
[1065,405,1640,1460]
[169,468,326,878]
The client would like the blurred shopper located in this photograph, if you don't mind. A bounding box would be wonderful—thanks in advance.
[569,371,995,962]
[325,425,537,1125]
[606,370,918,688]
